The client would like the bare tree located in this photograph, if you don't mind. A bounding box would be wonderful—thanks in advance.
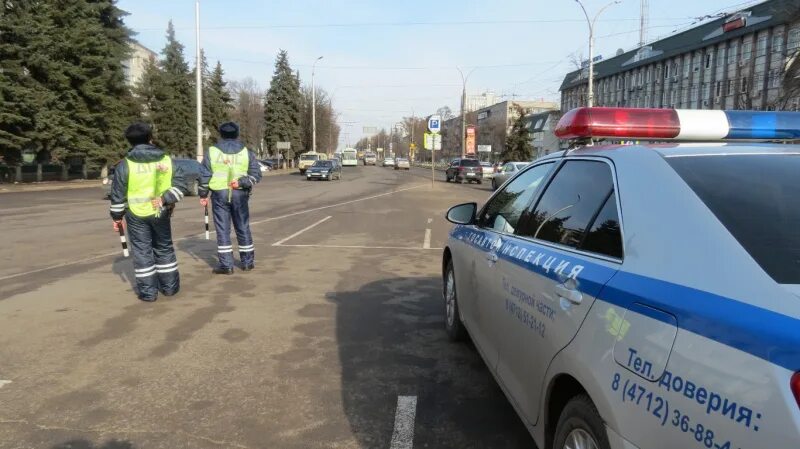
[229,77,267,157]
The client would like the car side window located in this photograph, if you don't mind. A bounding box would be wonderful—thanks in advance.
[479,162,555,234]
[580,192,623,258]
[521,160,621,256]
[502,163,513,173]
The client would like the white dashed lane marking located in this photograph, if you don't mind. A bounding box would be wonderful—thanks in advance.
[0,380,12,389]
[271,216,332,246]
[389,395,417,449]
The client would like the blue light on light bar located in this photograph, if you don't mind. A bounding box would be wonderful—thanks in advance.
[725,111,800,140]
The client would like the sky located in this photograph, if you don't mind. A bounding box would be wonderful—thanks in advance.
[118,0,765,147]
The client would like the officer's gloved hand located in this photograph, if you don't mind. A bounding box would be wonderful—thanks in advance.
[236,176,254,190]
[200,197,209,207]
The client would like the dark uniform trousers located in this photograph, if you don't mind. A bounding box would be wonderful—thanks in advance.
[211,189,254,268]
[126,212,180,299]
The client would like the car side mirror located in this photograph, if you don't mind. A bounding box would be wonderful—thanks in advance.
[446,202,477,225]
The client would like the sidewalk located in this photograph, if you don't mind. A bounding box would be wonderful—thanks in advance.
[0,179,102,194]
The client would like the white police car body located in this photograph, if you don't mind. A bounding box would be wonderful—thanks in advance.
[442,108,800,449]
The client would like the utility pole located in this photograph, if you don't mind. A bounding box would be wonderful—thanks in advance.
[575,0,620,107]
[312,56,323,153]
[639,0,649,48]
[195,0,203,162]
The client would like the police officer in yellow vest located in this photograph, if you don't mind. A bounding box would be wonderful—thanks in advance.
[198,122,261,274]
[109,123,188,302]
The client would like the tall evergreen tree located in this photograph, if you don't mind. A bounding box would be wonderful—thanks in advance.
[264,50,302,160]
[0,0,134,166]
[0,1,42,164]
[203,58,232,144]
[502,105,534,162]
[151,21,194,156]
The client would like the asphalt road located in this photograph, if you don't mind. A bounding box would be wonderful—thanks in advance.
[0,166,534,449]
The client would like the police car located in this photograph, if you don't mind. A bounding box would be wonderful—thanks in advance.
[442,107,800,449]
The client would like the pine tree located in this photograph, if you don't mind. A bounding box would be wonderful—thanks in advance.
[151,21,194,156]
[203,59,232,144]
[264,50,302,160]
[0,1,135,167]
[0,1,42,164]
[502,105,534,162]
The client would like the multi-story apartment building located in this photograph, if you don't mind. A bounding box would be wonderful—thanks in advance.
[466,91,497,112]
[560,0,800,112]
[123,41,157,88]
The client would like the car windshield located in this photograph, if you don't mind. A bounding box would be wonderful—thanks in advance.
[301,154,319,161]
[667,153,800,284]
[312,161,332,167]
[514,163,528,170]
[461,159,480,167]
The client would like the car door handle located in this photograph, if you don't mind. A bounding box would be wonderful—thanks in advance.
[554,283,583,305]
[485,253,498,263]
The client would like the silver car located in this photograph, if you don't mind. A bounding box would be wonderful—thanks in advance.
[491,161,529,191]
[442,129,800,448]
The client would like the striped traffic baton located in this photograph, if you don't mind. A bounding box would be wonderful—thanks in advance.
[204,204,210,240]
[117,223,129,257]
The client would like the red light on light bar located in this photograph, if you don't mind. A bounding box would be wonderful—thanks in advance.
[554,107,681,140]
[792,372,800,411]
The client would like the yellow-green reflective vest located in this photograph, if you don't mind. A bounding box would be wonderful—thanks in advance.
[208,146,249,191]
[126,156,173,218]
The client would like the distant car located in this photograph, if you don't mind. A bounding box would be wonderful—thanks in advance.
[479,161,493,179]
[394,157,410,170]
[173,159,203,196]
[306,159,341,181]
[258,160,273,173]
[445,158,482,184]
[491,161,529,190]
[383,158,395,167]
[364,152,377,165]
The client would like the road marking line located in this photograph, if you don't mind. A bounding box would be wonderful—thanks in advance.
[272,216,332,246]
[0,380,11,389]
[390,395,417,449]
[276,244,443,251]
[0,184,426,282]
[250,183,426,227]
[423,229,431,249]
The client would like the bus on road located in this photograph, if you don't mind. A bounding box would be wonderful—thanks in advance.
[341,148,358,167]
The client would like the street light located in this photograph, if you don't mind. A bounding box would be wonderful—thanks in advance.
[574,0,621,107]
[312,56,324,153]
[195,0,203,162]
[457,67,477,158]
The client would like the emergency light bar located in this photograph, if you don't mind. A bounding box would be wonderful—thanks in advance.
[554,107,800,141]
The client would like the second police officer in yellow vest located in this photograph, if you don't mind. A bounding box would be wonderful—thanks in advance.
[199,122,261,274]
[109,123,187,302]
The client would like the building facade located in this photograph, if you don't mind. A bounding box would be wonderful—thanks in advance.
[475,100,559,159]
[123,41,157,88]
[525,111,563,159]
[466,91,497,112]
[560,0,800,112]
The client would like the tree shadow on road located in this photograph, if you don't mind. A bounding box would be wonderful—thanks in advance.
[50,439,135,449]
[327,274,534,449]
[175,236,217,270]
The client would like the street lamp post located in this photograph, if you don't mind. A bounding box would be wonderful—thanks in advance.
[574,0,621,107]
[195,0,203,162]
[457,67,477,158]
[312,56,324,153]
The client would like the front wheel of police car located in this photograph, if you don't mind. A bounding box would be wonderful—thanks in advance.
[553,395,610,449]
[443,260,467,342]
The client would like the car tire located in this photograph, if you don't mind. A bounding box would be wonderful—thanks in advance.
[491,179,497,191]
[443,259,468,342]
[445,174,450,182]
[553,395,611,449]
[476,180,482,185]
